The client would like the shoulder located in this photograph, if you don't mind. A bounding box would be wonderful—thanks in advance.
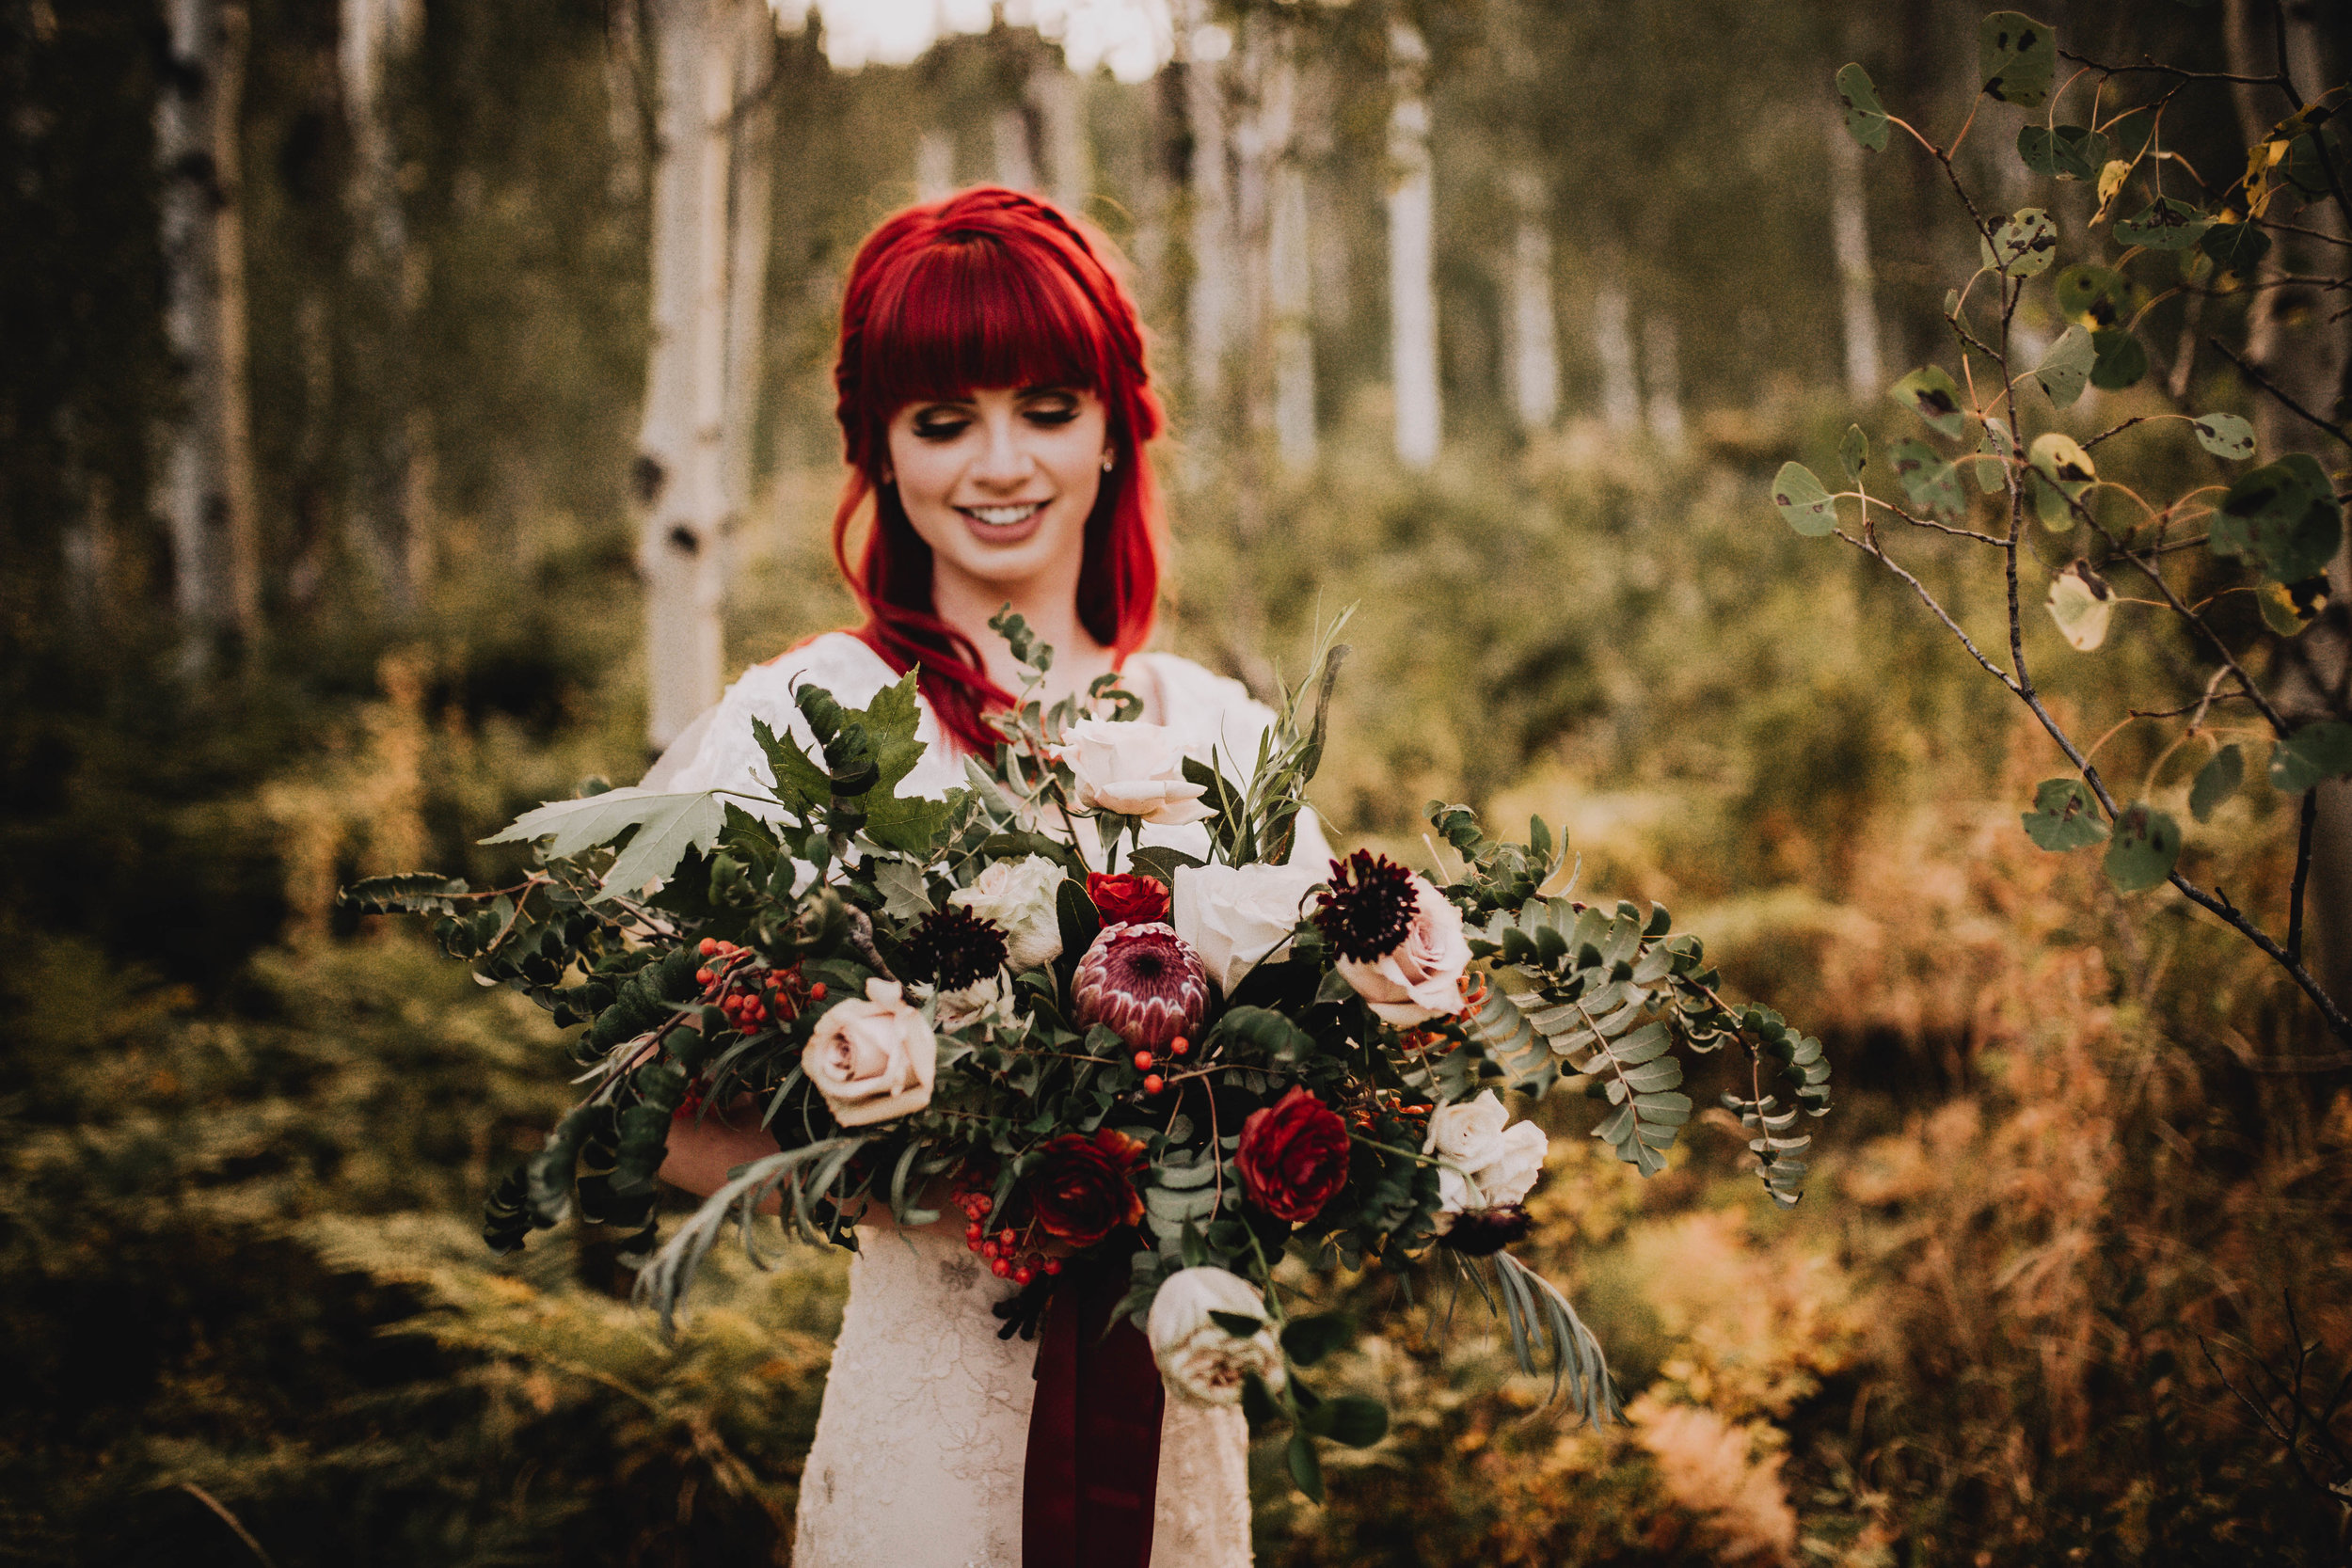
[645,632,943,796]
[1132,651,1279,764]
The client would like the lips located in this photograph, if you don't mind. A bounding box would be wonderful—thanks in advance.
[959,501,1047,528]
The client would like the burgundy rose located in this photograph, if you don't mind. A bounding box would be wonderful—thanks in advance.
[1030,1126,1148,1245]
[1072,922,1210,1053]
[1087,871,1171,927]
[1235,1086,1351,1224]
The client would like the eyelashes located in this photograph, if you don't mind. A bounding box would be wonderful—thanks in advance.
[910,404,1080,441]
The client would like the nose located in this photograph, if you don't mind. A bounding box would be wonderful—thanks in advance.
[970,409,1035,491]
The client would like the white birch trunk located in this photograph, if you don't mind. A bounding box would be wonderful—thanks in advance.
[1502,168,1558,432]
[1642,316,1683,446]
[1592,276,1640,432]
[915,128,956,199]
[1386,22,1438,470]
[637,0,736,752]
[723,3,776,527]
[1824,106,1883,402]
[1183,12,1235,420]
[1027,61,1086,214]
[157,0,260,660]
[605,0,646,199]
[1270,159,1316,470]
[993,107,1038,192]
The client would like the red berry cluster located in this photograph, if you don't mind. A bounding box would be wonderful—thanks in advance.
[1130,1033,1191,1097]
[954,1189,1062,1285]
[693,936,813,1033]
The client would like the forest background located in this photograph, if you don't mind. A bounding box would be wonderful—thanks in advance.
[5,0,2351,1561]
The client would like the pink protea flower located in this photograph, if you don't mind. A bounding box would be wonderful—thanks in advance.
[1072,922,1210,1053]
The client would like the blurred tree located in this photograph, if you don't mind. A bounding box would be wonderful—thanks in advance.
[1386,17,1438,468]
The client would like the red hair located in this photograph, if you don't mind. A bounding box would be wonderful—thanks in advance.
[826,186,1167,753]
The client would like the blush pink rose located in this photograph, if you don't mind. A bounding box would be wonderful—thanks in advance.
[803,978,937,1126]
[1333,874,1471,1026]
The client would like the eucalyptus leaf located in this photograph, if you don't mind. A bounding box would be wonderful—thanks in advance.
[2103,802,2181,894]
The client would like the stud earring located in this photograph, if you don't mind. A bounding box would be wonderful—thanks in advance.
[1101,453,1115,472]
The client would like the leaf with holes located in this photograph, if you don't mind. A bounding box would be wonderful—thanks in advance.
[1981,208,2059,277]
[1887,439,1966,520]
[1890,367,1967,439]
[1979,11,2056,106]
[1771,461,1837,537]
[2191,412,2255,463]
[2022,778,2109,850]
[2211,453,2343,583]
[2018,122,2106,180]
[2190,745,2244,824]
[2103,802,2180,894]
[2034,325,2096,407]
[2261,576,2330,638]
[2055,263,2129,328]
[2115,197,2206,251]
[1836,62,1889,151]
[2028,433,2095,496]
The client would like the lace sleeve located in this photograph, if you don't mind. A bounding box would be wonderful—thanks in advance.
[651,634,917,801]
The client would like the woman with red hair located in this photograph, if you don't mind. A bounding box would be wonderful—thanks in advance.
[650,187,1319,1567]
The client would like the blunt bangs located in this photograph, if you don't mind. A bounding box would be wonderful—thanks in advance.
[858,230,1113,415]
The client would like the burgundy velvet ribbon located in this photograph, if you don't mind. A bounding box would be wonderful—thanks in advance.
[1023,1256,1166,1568]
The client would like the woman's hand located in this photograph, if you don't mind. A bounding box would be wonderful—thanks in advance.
[658,1095,786,1214]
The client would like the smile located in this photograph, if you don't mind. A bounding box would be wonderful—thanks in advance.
[960,501,1047,528]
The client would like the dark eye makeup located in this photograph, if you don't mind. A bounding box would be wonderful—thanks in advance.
[905,388,1087,440]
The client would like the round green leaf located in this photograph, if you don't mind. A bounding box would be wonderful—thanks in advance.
[1972,418,2014,495]
[2189,743,2243,824]
[2198,220,2271,276]
[2028,432,2095,495]
[2055,263,2129,328]
[1983,207,2059,277]
[2211,453,2343,583]
[2115,197,2207,250]
[2019,122,2107,180]
[2104,803,2181,893]
[1890,366,1967,439]
[2045,561,2114,651]
[1838,423,1869,483]
[1887,438,1966,520]
[2090,328,2148,391]
[1979,11,2057,107]
[2270,721,2352,795]
[2033,325,2096,407]
[1836,62,1890,152]
[2022,777,2109,850]
[2260,575,2330,638]
[1772,461,1837,537]
[1319,1394,1390,1449]
[2191,412,2255,462]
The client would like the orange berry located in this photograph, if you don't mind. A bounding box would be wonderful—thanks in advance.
[1143,1073,1166,1095]
[992,1259,1012,1278]
[1044,1259,1063,1275]
[695,968,713,986]
[809,982,827,1000]
[1170,1036,1190,1056]
[974,1196,990,1213]
[997,1228,1014,1245]
[698,938,718,957]
[1013,1267,1034,1285]
[1132,1050,1153,1070]
[966,1224,983,1243]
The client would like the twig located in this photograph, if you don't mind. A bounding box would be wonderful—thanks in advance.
[2208,338,2352,451]
[2289,788,2318,963]
[2058,49,2285,87]
[172,1484,281,1568]
[1831,530,2019,692]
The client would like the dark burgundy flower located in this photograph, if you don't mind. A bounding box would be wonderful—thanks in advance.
[1072,922,1209,1053]
[1313,850,1421,963]
[1030,1126,1148,1244]
[906,905,1009,990]
[1087,871,1171,926]
[1235,1086,1352,1224]
[1437,1203,1531,1257]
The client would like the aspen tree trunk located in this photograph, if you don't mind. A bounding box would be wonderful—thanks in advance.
[1502,168,1558,433]
[341,0,426,617]
[1824,106,1883,402]
[637,0,736,753]
[993,108,1039,192]
[1591,271,1641,432]
[722,2,776,528]
[1230,17,1294,447]
[1269,156,1317,470]
[157,0,261,668]
[1027,61,1086,214]
[1642,316,1684,447]
[915,129,956,199]
[1183,9,1235,424]
[1386,21,1439,470]
[605,0,646,199]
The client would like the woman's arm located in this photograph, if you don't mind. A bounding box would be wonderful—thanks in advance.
[658,1096,786,1212]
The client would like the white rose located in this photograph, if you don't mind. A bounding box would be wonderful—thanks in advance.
[1147,1265,1287,1406]
[1061,719,1215,826]
[1422,1089,1510,1172]
[1334,875,1471,1026]
[1435,1163,1485,1221]
[948,854,1067,971]
[1472,1118,1548,1208]
[1172,862,1327,994]
[803,979,937,1127]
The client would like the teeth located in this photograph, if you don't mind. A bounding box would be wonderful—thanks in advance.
[967,502,1044,527]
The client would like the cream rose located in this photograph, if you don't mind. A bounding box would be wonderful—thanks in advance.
[1333,874,1470,1026]
[1474,1119,1549,1207]
[1061,719,1215,826]
[1147,1265,1287,1406]
[1172,861,1327,994]
[803,979,936,1127]
[1422,1089,1511,1170]
[1427,1095,1549,1227]
[947,854,1066,971]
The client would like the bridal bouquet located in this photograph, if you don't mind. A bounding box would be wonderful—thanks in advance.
[342,613,1830,1496]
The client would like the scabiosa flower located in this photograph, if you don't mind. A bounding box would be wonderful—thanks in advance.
[1314,850,1421,962]
[1071,922,1209,1053]
[1436,1203,1531,1257]
[906,906,1009,990]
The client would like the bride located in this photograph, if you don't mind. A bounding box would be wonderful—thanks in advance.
[646,186,1325,1568]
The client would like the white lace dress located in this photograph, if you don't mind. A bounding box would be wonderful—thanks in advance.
[652,632,1329,1568]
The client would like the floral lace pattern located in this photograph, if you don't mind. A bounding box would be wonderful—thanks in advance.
[659,634,1322,1565]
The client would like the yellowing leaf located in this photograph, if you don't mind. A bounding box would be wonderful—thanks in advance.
[2093,159,2131,224]
[2046,561,2114,651]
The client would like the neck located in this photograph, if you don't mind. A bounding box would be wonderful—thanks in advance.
[929,559,1116,709]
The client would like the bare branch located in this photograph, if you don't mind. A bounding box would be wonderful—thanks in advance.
[2208,337,2352,451]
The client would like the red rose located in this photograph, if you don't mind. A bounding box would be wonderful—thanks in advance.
[1030,1126,1148,1245]
[1235,1087,1351,1224]
[1087,871,1171,926]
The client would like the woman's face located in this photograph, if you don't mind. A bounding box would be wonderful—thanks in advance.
[882,384,1111,595]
